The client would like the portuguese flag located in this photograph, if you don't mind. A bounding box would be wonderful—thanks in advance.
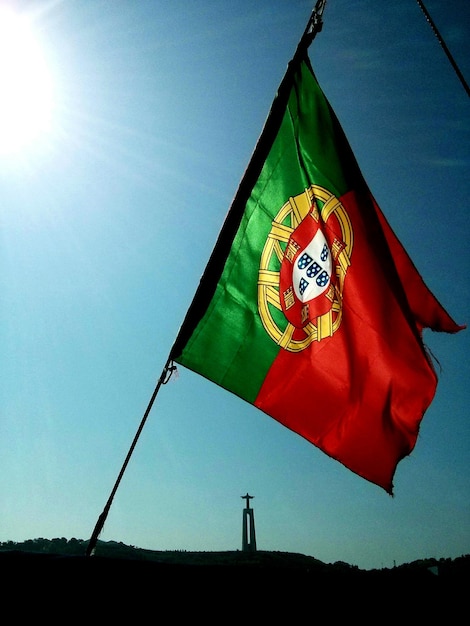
[169,40,463,493]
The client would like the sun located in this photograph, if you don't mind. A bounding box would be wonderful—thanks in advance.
[0,8,54,155]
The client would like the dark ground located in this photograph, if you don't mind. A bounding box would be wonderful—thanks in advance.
[2,550,467,621]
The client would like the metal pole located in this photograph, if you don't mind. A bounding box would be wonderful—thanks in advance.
[85,357,176,556]
[300,0,327,48]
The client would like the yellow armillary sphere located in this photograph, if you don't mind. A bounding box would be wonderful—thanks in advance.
[258,185,353,352]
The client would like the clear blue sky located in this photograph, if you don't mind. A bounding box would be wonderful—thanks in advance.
[1,0,468,570]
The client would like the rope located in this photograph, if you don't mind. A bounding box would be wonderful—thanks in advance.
[416,0,469,97]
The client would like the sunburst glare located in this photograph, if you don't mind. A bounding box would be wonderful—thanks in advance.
[0,7,54,155]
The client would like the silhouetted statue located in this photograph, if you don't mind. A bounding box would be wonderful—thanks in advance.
[241,493,256,552]
[241,493,254,509]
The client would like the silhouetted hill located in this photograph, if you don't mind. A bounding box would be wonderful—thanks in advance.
[1,539,467,621]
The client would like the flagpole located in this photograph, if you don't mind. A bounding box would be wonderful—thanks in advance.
[84,1,327,559]
[292,0,326,55]
[85,357,177,557]
[303,0,327,42]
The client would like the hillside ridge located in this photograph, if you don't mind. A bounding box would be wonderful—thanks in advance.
[1,537,468,575]
[2,538,468,620]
